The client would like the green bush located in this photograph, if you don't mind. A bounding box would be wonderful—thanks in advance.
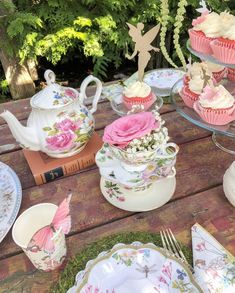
[1,0,235,79]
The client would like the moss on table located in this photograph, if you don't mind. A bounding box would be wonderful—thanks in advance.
[51,231,192,293]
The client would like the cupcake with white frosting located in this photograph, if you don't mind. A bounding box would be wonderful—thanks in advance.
[193,84,235,125]
[181,62,214,108]
[122,81,155,110]
[205,61,227,82]
[210,19,235,64]
[189,12,221,54]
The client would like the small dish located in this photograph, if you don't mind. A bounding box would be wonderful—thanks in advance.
[0,162,22,243]
[143,68,186,97]
[67,242,202,293]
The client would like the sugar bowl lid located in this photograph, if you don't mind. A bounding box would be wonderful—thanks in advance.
[30,70,78,110]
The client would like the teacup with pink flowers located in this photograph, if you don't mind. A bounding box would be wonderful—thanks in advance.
[103,110,179,166]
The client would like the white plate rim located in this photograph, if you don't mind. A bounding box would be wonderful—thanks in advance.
[0,162,22,243]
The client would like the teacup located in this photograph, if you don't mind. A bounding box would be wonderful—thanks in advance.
[109,142,179,169]
[12,203,67,271]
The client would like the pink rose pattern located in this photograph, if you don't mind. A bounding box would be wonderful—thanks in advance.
[103,112,159,148]
[44,111,92,152]
[46,131,76,151]
[55,118,81,131]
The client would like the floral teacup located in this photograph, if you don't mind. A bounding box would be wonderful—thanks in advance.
[109,142,179,168]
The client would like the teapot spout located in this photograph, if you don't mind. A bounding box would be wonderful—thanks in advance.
[0,110,40,151]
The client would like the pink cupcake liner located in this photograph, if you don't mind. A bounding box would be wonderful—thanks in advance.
[210,40,235,64]
[123,92,155,110]
[188,29,214,55]
[212,68,227,83]
[180,86,199,108]
[227,68,235,82]
[183,74,190,86]
[193,101,235,125]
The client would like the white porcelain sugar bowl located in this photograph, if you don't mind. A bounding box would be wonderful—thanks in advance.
[0,70,102,158]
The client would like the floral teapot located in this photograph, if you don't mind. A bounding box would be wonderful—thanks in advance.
[0,70,102,158]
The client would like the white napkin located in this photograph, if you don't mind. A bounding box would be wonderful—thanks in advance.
[192,223,235,292]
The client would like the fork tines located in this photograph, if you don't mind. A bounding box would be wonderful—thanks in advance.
[160,228,187,262]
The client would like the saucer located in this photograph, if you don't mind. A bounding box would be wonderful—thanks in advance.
[100,175,176,212]
[95,144,176,188]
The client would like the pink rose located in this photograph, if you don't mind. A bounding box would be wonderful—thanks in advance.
[64,89,77,99]
[55,118,81,131]
[103,112,158,148]
[46,132,76,151]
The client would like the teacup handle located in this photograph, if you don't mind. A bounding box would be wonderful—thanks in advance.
[156,143,179,159]
[79,75,102,114]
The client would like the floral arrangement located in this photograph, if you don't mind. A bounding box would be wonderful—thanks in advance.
[103,108,169,153]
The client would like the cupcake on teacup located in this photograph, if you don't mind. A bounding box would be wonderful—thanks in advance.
[122,81,155,111]
[193,83,235,125]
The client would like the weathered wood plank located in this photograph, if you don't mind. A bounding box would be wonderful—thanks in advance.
[0,136,234,260]
[0,185,235,292]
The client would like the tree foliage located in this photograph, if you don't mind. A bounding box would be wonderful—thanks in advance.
[1,0,235,79]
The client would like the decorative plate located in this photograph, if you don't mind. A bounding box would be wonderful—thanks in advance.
[95,143,176,188]
[0,162,22,243]
[67,242,202,293]
[100,175,176,212]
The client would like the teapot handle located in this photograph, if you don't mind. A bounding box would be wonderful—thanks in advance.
[79,75,102,114]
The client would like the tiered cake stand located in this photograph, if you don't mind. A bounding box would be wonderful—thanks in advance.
[171,41,235,155]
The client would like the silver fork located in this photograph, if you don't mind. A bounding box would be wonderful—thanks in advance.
[160,228,194,273]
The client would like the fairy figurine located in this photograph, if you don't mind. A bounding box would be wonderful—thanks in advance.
[125,23,160,81]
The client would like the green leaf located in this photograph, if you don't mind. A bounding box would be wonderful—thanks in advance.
[42,127,52,131]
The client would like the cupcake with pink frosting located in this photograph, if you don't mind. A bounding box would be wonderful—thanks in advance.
[122,81,155,110]
[193,84,235,125]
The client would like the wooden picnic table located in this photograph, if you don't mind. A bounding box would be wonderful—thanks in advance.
[0,82,235,293]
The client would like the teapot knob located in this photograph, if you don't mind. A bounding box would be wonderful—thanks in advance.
[44,70,56,85]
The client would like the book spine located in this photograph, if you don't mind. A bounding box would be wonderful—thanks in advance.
[34,153,96,185]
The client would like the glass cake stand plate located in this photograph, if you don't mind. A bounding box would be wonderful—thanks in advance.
[110,87,163,116]
[187,40,235,69]
[171,79,235,154]
[67,242,202,293]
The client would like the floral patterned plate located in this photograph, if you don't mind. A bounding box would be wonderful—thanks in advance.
[67,242,203,293]
[0,162,22,243]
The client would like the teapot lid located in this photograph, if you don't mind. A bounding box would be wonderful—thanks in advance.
[30,70,78,110]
